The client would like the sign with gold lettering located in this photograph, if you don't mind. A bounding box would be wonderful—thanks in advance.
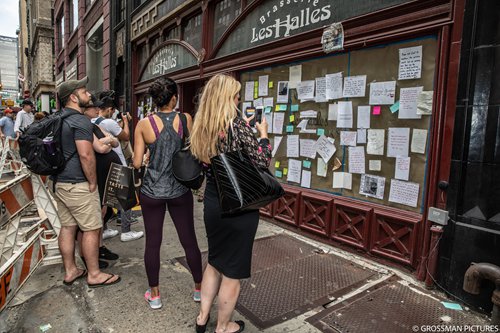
[140,43,198,82]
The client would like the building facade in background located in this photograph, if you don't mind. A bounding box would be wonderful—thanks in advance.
[53,0,112,101]
[17,0,29,100]
[23,0,56,113]
[0,36,19,103]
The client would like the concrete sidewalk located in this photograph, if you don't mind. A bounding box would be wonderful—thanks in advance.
[0,201,491,333]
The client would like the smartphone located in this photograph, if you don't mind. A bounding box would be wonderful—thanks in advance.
[255,107,263,124]
[245,107,256,126]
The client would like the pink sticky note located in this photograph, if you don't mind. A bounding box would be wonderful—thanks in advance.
[373,106,381,115]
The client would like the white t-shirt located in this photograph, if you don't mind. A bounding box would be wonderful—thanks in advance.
[14,110,34,133]
[91,117,127,166]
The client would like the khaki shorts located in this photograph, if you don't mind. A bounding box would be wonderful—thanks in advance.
[50,181,102,231]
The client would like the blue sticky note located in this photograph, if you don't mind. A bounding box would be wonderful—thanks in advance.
[390,101,400,113]
[279,104,287,111]
[290,104,299,112]
[317,128,325,136]
[264,106,272,113]
[303,160,312,169]
[275,170,283,178]
[286,125,294,133]
[441,302,463,311]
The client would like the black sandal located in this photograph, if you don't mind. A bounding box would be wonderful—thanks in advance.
[195,314,210,333]
[214,320,244,333]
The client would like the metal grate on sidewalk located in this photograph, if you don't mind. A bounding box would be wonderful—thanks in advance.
[306,280,488,333]
[177,234,378,329]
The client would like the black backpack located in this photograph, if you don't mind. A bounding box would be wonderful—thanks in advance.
[19,110,79,175]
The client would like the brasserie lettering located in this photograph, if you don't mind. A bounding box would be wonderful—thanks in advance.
[251,5,331,43]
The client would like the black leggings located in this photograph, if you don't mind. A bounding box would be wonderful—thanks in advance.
[140,191,202,287]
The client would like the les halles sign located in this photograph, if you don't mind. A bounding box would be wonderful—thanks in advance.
[250,0,331,44]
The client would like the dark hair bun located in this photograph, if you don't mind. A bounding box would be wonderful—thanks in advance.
[148,77,178,108]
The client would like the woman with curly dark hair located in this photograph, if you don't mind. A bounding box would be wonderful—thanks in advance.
[133,77,202,310]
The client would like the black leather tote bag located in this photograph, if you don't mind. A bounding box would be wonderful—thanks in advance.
[172,113,205,190]
[210,140,284,216]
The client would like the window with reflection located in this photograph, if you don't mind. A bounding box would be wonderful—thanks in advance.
[70,0,78,32]
[182,13,202,50]
[86,0,96,10]
[166,26,180,40]
[58,15,64,50]
[213,0,242,46]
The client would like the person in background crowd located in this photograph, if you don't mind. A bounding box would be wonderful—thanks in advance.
[51,76,120,288]
[14,99,34,139]
[0,108,16,140]
[82,94,121,267]
[190,74,271,333]
[133,77,202,310]
[34,112,46,122]
[93,91,143,242]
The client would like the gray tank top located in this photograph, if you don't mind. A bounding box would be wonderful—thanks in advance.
[141,112,189,199]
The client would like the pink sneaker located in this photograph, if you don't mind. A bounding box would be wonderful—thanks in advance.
[144,289,162,309]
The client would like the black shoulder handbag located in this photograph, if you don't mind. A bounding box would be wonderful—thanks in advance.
[172,113,205,190]
[210,125,284,215]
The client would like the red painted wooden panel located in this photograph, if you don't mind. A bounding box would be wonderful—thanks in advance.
[259,201,275,218]
[370,209,421,267]
[299,192,333,237]
[331,200,372,251]
[274,186,301,226]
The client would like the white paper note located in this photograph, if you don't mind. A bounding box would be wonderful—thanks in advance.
[337,101,353,128]
[272,136,282,157]
[340,131,357,146]
[317,158,328,177]
[277,81,289,103]
[369,81,396,105]
[258,75,269,97]
[273,112,285,134]
[253,97,263,108]
[357,106,371,129]
[411,129,428,154]
[387,127,410,158]
[297,119,309,129]
[343,75,367,98]
[287,135,299,158]
[300,110,318,118]
[326,72,343,100]
[301,170,312,188]
[399,86,423,119]
[289,65,302,89]
[369,160,382,171]
[315,135,336,163]
[348,146,366,174]
[287,159,302,183]
[297,80,315,100]
[328,104,338,121]
[399,45,423,80]
[357,129,367,144]
[300,139,317,159]
[395,156,411,181]
[389,179,420,207]
[417,91,433,115]
[359,174,386,200]
[367,129,385,155]
[264,112,273,134]
[263,97,274,108]
[315,77,327,102]
[245,81,254,102]
[333,172,352,190]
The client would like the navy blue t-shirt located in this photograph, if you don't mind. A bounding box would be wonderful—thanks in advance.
[57,108,94,183]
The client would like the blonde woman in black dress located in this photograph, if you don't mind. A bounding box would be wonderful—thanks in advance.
[190,74,271,333]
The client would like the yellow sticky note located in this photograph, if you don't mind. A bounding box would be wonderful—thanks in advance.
[290,115,295,122]
[254,81,259,87]
[283,168,288,175]
[275,105,280,111]
[275,161,280,168]
[269,81,274,88]
[254,92,258,99]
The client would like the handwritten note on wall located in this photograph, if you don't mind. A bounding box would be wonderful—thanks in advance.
[348,146,366,174]
[398,45,422,80]
[369,81,396,105]
[326,72,343,100]
[343,75,367,98]
[389,179,420,207]
[387,127,410,158]
[399,87,423,119]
